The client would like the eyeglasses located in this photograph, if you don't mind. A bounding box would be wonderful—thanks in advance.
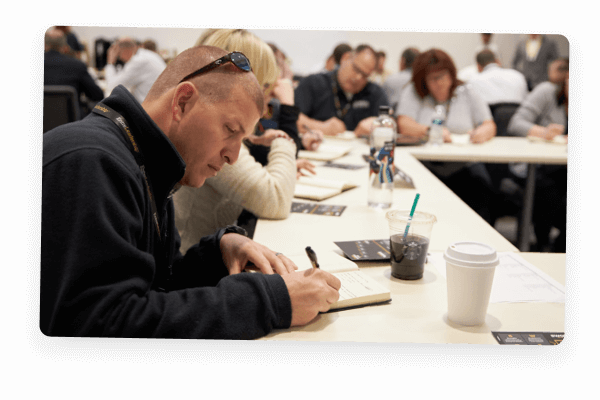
[179,51,252,83]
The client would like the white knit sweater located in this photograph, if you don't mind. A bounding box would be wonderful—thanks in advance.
[174,138,297,254]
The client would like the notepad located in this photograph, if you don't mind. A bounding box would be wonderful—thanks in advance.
[294,176,357,201]
[328,131,357,140]
[527,134,567,144]
[297,144,352,161]
[287,251,391,311]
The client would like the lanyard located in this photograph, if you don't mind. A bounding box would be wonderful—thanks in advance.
[331,70,351,119]
[92,103,163,244]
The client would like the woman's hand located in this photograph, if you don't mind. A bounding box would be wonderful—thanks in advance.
[247,129,292,147]
[296,159,316,179]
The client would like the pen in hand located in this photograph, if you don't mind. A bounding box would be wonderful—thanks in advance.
[302,124,323,151]
[305,246,320,269]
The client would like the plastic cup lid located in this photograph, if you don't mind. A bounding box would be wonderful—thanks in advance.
[443,241,499,268]
[385,209,437,224]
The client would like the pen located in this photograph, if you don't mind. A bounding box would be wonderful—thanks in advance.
[301,125,324,151]
[305,246,320,269]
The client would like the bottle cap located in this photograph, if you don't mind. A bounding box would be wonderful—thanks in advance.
[379,105,390,115]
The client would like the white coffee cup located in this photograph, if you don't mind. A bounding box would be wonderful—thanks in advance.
[444,242,499,326]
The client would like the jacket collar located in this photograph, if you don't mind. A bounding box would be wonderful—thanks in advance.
[101,85,186,209]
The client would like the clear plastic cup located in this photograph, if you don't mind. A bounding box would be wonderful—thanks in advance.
[386,210,437,280]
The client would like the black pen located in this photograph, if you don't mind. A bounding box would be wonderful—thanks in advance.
[305,246,320,269]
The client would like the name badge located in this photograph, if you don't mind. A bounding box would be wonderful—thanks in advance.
[352,100,370,109]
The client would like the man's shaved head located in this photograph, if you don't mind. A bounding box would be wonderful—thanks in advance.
[145,45,263,114]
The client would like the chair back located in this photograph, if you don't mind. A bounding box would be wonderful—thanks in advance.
[489,102,520,137]
[43,85,80,133]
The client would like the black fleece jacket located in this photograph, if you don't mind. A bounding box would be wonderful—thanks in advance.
[41,86,292,339]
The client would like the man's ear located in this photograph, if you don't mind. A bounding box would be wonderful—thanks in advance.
[172,82,196,122]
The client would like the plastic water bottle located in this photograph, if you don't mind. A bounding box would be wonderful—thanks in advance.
[368,106,397,208]
[428,105,445,146]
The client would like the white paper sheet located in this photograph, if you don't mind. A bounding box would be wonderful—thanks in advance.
[428,252,565,303]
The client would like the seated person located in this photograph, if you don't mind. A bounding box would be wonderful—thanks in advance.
[41,45,341,339]
[469,50,528,106]
[44,27,104,117]
[382,47,420,111]
[105,37,167,104]
[468,50,529,213]
[547,57,569,86]
[507,73,568,140]
[397,48,500,225]
[508,69,568,252]
[174,29,316,253]
[295,44,389,138]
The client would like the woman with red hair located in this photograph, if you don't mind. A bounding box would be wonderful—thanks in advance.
[396,49,501,225]
[397,48,496,142]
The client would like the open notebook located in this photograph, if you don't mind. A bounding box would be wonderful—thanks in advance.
[297,144,352,161]
[287,251,391,311]
[294,176,357,201]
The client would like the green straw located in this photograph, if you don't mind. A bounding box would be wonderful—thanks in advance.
[403,193,420,239]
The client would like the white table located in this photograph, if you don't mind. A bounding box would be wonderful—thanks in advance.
[253,137,564,343]
[400,136,568,251]
[255,138,518,254]
[258,252,564,344]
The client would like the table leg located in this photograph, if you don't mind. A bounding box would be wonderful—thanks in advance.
[518,164,537,251]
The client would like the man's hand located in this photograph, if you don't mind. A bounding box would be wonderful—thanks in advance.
[220,233,298,275]
[354,116,376,138]
[281,268,342,326]
[322,117,346,136]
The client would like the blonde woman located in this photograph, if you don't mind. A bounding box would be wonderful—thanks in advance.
[174,29,307,253]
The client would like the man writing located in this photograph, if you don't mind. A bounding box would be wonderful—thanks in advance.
[295,44,389,138]
[41,46,341,339]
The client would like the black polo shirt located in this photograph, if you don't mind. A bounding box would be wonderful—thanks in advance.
[294,70,389,131]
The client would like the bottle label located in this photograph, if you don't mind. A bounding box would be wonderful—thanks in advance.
[371,127,395,148]
[369,141,395,184]
[432,118,443,126]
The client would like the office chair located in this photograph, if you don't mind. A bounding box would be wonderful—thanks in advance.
[489,102,521,137]
[487,103,525,228]
[43,85,80,133]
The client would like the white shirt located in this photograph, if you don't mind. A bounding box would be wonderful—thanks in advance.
[468,63,529,105]
[526,36,543,61]
[105,48,166,103]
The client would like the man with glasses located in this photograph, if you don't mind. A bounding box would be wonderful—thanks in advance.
[41,46,341,339]
[295,44,389,137]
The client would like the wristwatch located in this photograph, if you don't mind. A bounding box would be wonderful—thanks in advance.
[216,225,248,242]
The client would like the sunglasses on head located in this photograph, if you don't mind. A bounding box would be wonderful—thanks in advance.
[179,51,252,83]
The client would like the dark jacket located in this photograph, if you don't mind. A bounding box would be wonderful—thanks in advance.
[44,50,105,115]
[41,86,292,339]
